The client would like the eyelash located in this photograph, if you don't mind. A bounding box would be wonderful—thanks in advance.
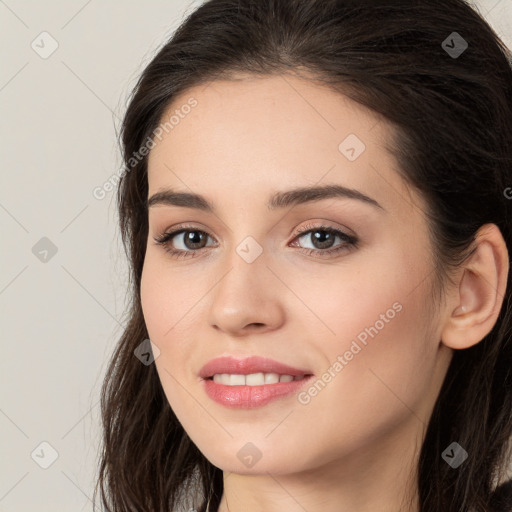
[153,222,358,260]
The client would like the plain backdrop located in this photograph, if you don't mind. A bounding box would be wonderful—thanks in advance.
[0,1,511,510]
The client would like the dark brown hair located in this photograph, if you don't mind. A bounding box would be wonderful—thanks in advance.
[93,0,512,510]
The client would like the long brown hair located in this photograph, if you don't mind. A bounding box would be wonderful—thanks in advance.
[93,0,512,510]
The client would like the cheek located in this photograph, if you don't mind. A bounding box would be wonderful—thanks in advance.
[291,307,434,472]
[140,255,209,402]
[297,241,427,349]
[307,246,436,414]
[140,254,203,340]
[140,260,198,413]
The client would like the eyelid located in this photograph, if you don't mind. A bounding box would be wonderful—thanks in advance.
[291,219,356,238]
[153,221,212,239]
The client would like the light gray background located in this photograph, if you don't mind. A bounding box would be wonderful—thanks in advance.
[1,1,511,510]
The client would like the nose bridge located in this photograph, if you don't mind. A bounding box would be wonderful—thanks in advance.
[207,235,283,332]
[218,206,270,269]
[217,234,268,297]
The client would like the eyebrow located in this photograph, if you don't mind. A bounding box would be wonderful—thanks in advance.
[147,184,385,212]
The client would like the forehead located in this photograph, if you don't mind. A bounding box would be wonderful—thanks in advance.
[146,73,423,219]
[149,73,381,164]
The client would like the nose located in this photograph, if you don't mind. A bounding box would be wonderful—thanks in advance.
[207,251,286,336]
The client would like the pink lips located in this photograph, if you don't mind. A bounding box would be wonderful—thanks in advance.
[199,355,312,378]
[199,356,314,409]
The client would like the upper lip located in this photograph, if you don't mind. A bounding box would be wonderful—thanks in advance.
[199,356,313,379]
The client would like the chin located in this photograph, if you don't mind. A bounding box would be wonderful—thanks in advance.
[201,444,299,476]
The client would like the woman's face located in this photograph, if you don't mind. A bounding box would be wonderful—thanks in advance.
[141,73,453,478]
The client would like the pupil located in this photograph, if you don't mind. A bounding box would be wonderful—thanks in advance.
[313,230,334,249]
[186,231,205,249]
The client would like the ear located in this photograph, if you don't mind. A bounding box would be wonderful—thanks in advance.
[441,223,509,350]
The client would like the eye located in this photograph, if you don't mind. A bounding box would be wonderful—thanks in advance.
[290,222,358,257]
[153,224,216,259]
[153,222,358,259]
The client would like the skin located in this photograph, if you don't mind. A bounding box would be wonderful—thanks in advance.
[140,72,509,512]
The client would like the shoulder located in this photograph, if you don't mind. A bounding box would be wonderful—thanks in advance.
[490,479,512,512]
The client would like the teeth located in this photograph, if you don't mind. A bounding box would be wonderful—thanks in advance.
[212,373,304,386]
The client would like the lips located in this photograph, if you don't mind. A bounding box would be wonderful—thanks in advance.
[199,355,313,379]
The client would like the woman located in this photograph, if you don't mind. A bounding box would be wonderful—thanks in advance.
[94,0,512,510]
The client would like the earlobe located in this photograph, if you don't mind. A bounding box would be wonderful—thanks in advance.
[441,224,509,350]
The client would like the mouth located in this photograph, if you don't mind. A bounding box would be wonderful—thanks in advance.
[199,355,314,384]
[205,372,312,386]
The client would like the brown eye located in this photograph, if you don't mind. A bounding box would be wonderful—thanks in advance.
[298,228,337,250]
[154,226,217,259]
[177,230,209,250]
[290,223,358,258]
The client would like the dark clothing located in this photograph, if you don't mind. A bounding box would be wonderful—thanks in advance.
[491,479,512,512]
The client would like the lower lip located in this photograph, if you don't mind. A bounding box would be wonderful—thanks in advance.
[202,376,313,409]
